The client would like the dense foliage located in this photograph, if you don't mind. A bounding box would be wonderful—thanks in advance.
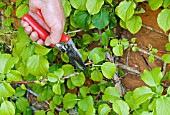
[0,0,170,115]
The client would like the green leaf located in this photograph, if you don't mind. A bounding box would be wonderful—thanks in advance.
[115,1,136,22]
[35,110,46,115]
[4,18,14,26]
[148,54,154,63]
[0,2,6,8]
[112,100,129,115]
[101,32,109,46]
[148,0,163,11]
[16,97,29,111]
[61,52,69,63]
[165,43,170,51]
[124,92,139,110]
[80,86,89,97]
[110,39,118,47]
[16,0,23,7]
[162,54,170,63]
[4,57,19,74]
[82,34,93,45]
[26,55,49,76]
[70,0,87,10]
[126,16,142,34]
[48,73,58,82]
[141,67,163,87]
[0,101,15,115]
[62,0,72,17]
[16,4,29,18]
[0,54,11,74]
[15,86,26,97]
[63,93,77,110]
[163,0,170,8]
[102,87,120,103]
[53,84,61,95]
[157,9,170,32]
[106,0,112,4]
[71,72,85,86]
[92,9,110,30]
[121,39,129,50]
[90,84,100,94]
[74,11,91,30]
[5,6,13,17]
[86,0,104,15]
[0,82,15,97]
[34,44,51,56]
[67,79,76,90]
[120,19,127,29]
[91,69,103,82]
[52,94,63,105]
[37,86,54,101]
[78,96,93,111]
[7,70,22,82]
[135,0,146,2]
[89,48,106,64]
[59,111,69,115]
[156,97,170,115]
[98,104,111,115]
[112,44,123,56]
[133,86,154,105]
[101,62,116,79]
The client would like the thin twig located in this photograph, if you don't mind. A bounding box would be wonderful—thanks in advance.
[116,63,141,75]
[64,29,82,35]
[142,24,168,36]
[138,48,162,60]
[162,63,167,76]
[63,73,79,79]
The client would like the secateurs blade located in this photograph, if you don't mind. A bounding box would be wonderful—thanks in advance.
[22,10,86,70]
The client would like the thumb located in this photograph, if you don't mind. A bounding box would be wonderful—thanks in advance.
[48,26,63,44]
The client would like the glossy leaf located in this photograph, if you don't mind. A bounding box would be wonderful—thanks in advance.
[115,1,136,22]
[74,11,90,30]
[98,104,111,115]
[157,9,170,32]
[91,69,103,82]
[148,0,163,11]
[86,0,104,15]
[7,70,22,82]
[0,2,6,8]
[156,97,170,115]
[101,62,116,79]
[89,48,106,64]
[110,39,118,47]
[26,55,49,76]
[163,0,170,8]
[102,87,120,103]
[70,0,87,10]
[112,44,123,56]
[162,54,170,63]
[92,9,110,30]
[141,67,163,87]
[80,86,89,97]
[71,72,85,86]
[37,86,54,101]
[0,101,15,115]
[62,0,72,17]
[16,4,29,18]
[16,97,29,111]
[165,43,170,51]
[112,100,129,115]
[63,93,77,110]
[53,84,61,95]
[34,44,51,56]
[0,82,15,97]
[126,16,142,34]
[78,96,93,111]
[133,86,154,105]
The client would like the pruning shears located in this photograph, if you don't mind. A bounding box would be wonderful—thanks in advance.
[22,10,86,70]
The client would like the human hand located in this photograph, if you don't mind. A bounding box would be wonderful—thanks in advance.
[21,0,65,45]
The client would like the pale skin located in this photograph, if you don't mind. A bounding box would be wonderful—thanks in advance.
[21,0,65,45]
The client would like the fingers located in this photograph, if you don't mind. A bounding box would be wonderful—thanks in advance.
[37,39,44,45]
[30,32,39,41]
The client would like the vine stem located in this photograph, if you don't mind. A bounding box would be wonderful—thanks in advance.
[64,29,82,34]
[10,73,79,84]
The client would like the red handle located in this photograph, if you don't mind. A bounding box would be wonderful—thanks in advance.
[22,11,70,43]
